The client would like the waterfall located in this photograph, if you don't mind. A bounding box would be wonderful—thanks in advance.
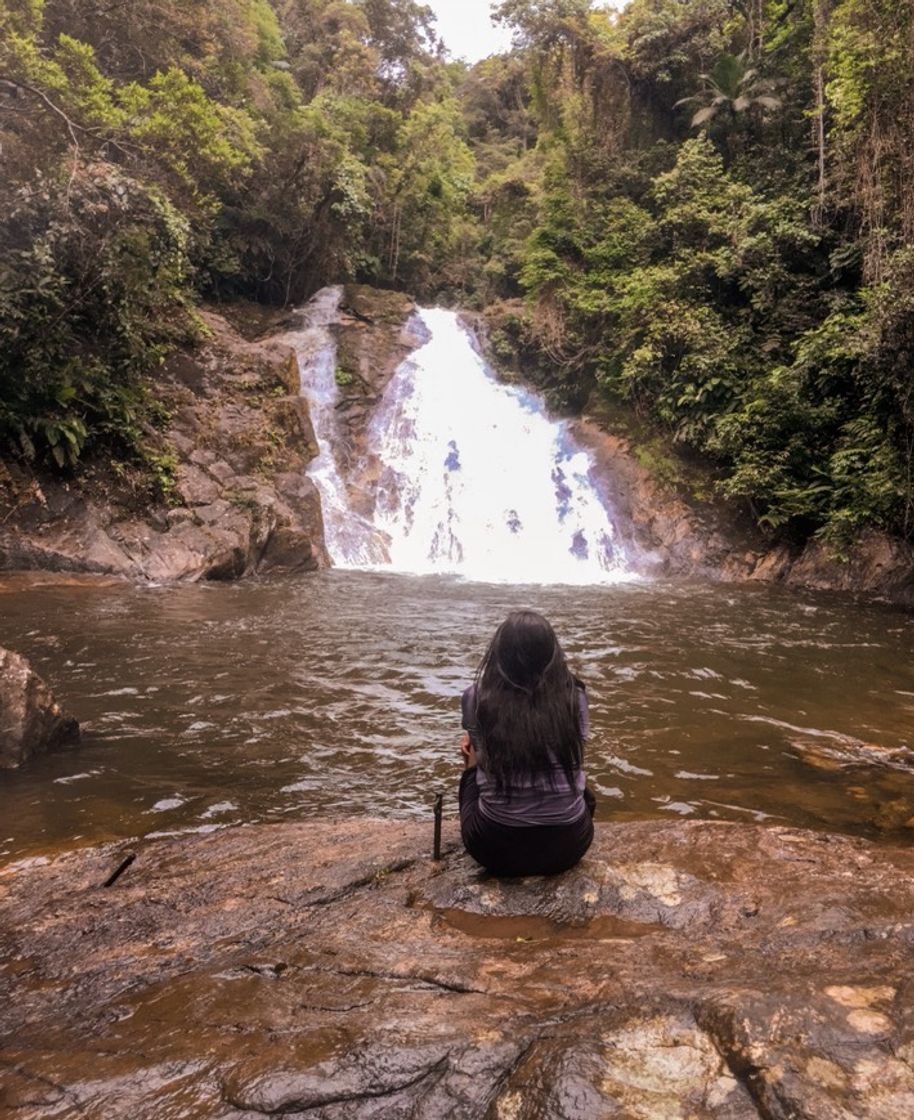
[296,300,638,584]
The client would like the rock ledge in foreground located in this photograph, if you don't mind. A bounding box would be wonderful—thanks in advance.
[2,818,914,1118]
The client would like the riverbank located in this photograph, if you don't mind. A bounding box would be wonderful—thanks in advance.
[2,817,913,1117]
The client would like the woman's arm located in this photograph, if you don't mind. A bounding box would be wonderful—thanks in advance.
[460,685,480,769]
[460,731,477,769]
[576,684,590,741]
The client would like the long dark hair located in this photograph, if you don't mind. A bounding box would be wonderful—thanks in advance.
[473,610,583,790]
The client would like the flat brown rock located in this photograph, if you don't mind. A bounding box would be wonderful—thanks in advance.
[1,819,913,1118]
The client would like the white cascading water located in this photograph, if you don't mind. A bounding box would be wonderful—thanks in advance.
[296,298,638,584]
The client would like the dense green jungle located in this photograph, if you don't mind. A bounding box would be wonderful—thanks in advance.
[1,0,913,554]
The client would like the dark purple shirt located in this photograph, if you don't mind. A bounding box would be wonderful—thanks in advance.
[461,683,589,827]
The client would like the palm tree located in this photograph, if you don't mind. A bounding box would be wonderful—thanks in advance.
[676,53,781,129]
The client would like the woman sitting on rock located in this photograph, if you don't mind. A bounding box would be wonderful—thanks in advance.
[459,609,595,876]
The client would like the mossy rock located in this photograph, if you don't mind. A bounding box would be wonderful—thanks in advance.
[341,284,415,326]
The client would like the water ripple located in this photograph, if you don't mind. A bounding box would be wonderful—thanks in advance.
[0,571,912,859]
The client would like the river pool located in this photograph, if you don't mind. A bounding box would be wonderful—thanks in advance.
[2,570,913,862]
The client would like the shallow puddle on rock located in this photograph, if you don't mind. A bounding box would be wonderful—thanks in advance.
[100,968,357,1065]
[430,908,659,942]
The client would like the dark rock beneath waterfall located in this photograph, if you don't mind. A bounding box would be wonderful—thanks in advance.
[0,646,79,769]
[3,818,914,1117]
[330,285,428,520]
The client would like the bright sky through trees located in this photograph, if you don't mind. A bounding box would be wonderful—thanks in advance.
[424,0,514,62]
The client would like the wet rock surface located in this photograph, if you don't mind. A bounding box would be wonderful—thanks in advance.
[787,732,914,775]
[2,818,913,1118]
[772,530,914,608]
[0,647,79,770]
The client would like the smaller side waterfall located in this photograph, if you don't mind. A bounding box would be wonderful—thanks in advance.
[286,286,388,566]
[296,297,638,584]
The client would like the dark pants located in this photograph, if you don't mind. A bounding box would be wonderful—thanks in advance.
[458,768,595,877]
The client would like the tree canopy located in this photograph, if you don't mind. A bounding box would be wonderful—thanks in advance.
[2,0,913,548]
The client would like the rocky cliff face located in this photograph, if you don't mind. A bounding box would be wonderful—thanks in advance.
[0,308,326,581]
[747,530,914,606]
[320,285,427,521]
[2,817,913,1117]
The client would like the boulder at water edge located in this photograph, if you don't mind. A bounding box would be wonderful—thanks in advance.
[0,646,79,769]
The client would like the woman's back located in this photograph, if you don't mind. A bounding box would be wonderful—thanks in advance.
[457,610,595,877]
[461,681,589,827]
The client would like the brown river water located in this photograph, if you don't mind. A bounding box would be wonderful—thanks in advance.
[1,569,913,863]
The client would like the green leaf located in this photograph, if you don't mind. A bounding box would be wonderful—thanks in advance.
[692,106,717,127]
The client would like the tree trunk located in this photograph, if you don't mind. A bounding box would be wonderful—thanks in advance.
[388,203,402,284]
[811,0,831,228]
